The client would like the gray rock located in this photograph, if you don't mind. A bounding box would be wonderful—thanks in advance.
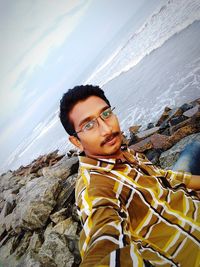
[12,176,61,232]
[0,173,21,193]
[42,156,79,180]
[39,232,74,267]
[27,232,43,253]
[53,217,78,236]
[56,173,78,210]
[16,251,42,267]
[50,208,68,224]
[14,231,32,258]
[159,133,200,169]
[0,236,19,267]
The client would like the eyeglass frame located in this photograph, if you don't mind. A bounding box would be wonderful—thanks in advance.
[73,107,116,136]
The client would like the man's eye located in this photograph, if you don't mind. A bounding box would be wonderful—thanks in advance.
[83,121,94,131]
[102,110,111,118]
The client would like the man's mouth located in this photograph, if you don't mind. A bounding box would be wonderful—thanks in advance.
[101,132,119,146]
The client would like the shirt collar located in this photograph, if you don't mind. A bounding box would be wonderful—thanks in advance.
[78,145,138,172]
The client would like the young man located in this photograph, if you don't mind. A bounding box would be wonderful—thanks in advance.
[59,85,200,267]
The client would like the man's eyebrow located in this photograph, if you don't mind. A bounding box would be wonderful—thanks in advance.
[78,106,110,127]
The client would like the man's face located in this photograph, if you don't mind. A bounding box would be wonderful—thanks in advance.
[69,96,123,159]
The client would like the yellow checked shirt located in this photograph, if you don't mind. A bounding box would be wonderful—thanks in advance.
[75,148,200,267]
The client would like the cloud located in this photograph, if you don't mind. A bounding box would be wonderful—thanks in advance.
[0,0,91,122]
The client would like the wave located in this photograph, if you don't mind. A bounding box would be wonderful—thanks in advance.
[85,0,200,86]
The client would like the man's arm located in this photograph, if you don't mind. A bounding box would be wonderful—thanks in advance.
[187,175,200,190]
[136,152,200,190]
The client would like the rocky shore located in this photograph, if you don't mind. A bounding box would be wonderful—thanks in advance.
[0,98,200,267]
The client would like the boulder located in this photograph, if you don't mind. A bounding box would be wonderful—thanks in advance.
[42,156,79,180]
[38,232,74,267]
[12,177,61,232]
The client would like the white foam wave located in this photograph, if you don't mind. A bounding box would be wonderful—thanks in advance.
[86,0,200,86]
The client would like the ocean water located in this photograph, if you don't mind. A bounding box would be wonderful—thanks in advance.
[1,0,200,173]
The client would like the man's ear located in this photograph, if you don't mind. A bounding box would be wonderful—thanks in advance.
[69,135,84,151]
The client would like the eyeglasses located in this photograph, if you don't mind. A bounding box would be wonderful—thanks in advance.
[74,107,116,135]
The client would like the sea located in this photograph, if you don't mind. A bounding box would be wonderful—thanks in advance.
[1,0,200,173]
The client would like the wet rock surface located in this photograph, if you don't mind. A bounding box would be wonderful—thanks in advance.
[0,98,200,266]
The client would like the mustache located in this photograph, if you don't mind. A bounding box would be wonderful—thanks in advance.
[100,132,120,147]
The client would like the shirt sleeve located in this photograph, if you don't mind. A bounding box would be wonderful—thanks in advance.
[75,172,145,267]
[158,169,192,187]
[136,151,192,187]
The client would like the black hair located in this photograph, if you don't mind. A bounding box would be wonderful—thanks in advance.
[59,84,111,136]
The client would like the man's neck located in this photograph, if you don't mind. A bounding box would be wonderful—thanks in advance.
[84,149,126,162]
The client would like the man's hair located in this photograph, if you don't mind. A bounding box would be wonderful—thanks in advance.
[59,84,111,136]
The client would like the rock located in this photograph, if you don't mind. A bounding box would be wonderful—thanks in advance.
[12,177,61,232]
[42,156,79,180]
[157,107,183,128]
[169,115,187,127]
[55,173,78,210]
[4,213,13,232]
[129,137,152,152]
[170,117,191,135]
[150,134,170,150]
[66,235,81,265]
[39,232,74,267]
[183,105,199,118]
[14,231,32,258]
[159,133,200,169]
[0,236,19,267]
[55,217,77,236]
[71,204,80,223]
[136,127,160,140]
[147,123,154,129]
[50,208,68,224]
[145,149,162,165]
[44,222,54,240]
[129,125,141,135]
[16,251,42,267]
[180,102,194,112]
[0,173,21,193]
[156,106,172,126]
[67,149,79,158]
[27,232,43,254]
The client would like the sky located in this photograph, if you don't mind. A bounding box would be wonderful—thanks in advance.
[0,0,152,169]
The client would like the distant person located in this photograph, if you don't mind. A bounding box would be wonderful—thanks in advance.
[59,85,200,267]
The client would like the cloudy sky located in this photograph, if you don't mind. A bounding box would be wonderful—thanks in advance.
[0,0,151,168]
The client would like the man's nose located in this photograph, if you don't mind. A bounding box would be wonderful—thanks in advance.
[97,117,112,136]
